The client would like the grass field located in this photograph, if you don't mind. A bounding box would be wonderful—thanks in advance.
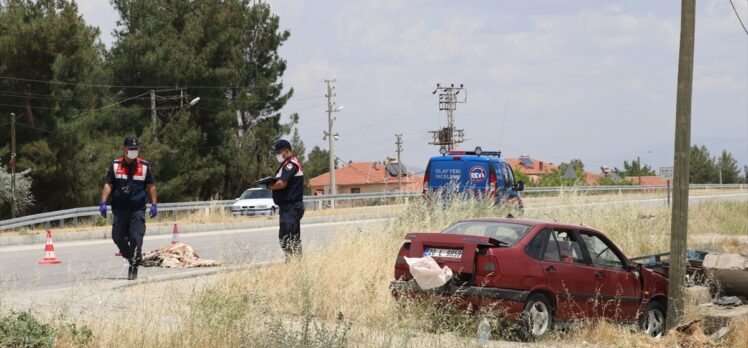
[4,196,748,347]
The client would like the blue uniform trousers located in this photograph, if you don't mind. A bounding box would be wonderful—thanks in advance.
[112,209,146,263]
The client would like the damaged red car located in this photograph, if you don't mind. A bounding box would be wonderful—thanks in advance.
[390,218,669,339]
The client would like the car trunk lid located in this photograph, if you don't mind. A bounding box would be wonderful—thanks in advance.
[404,232,505,277]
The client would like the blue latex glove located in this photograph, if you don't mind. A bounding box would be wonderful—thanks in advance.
[149,204,158,218]
[99,202,107,218]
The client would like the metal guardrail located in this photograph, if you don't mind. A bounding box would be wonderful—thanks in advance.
[1,184,744,231]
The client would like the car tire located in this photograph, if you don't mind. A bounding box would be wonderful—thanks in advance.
[270,207,277,216]
[640,300,666,337]
[519,293,553,341]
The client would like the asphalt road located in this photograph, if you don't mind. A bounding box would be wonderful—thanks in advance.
[1,192,746,296]
[0,219,389,294]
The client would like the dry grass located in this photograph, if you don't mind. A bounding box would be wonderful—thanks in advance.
[10,196,748,347]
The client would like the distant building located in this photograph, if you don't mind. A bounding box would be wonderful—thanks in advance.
[583,172,603,185]
[505,155,557,184]
[309,161,423,195]
[626,176,668,186]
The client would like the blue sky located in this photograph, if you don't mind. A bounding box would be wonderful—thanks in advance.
[79,0,748,174]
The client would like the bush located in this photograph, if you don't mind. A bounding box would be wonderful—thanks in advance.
[0,311,94,348]
[0,311,56,348]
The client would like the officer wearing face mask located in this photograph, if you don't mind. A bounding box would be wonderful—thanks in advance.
[99,136,158,280]
[266,139,304,261]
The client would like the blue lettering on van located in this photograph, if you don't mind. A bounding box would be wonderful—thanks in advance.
[469,166,486,183]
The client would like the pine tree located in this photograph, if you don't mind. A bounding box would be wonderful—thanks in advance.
[0,0,108,212]
[716,150,739,184]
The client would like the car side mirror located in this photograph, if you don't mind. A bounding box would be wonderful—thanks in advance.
[516,181,525,191]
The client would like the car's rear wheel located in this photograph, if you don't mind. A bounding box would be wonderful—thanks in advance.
[640,301,666,337]
[519,293,552,340]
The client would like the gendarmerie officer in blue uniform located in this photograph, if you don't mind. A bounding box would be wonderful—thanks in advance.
[99,136,158,280]
[267,139,304,261]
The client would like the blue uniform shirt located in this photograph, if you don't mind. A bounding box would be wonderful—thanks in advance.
[105,157,155,211]
[272,156,304,205]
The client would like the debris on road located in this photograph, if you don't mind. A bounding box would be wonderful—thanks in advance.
[142,242,220,268]
[702,252,748,297]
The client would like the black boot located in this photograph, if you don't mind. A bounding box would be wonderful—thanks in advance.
[127,263,138,280]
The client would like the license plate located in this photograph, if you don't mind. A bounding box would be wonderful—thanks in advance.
[423,248,462,259]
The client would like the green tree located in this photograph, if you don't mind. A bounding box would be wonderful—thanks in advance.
[107,0,296,201]
[290,128,306,164]
[512,165,532,187]
[0,160,34,218]
[689,145,718,183]
[716,150,739,184]
[303,146,329,188]
[613,158,656,177]
[0,0,109,212]
[558,158,585,175]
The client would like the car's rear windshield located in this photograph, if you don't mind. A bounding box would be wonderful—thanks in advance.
[441,221,532,245]
[240,190,271,199]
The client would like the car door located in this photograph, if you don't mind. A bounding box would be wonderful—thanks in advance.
[538,228,598,321]
[578,231,642,321]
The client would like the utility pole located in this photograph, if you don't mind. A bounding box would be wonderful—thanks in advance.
[150,89,157,136]
[429,83,467,151]
[666,0,695,331]
[323,79,341,208]
[395,134,403,191]
[638,156,642,186]
[10,113,16,219]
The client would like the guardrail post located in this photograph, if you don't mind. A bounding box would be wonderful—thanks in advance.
[59,219,63,229]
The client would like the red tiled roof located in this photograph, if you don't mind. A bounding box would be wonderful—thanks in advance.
[506,157,557,176]
[309,162,423,187]
[626,176,667,186]
[584,172,602,185]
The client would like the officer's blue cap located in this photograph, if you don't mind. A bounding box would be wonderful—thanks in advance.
[273,139,291,152]
[123,136,140,149]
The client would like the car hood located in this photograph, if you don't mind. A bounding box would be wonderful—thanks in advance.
[232,198,276,207]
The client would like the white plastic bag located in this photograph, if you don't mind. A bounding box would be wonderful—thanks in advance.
[404,256,453,290]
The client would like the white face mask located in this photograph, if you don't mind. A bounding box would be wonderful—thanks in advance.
[276,154,285,163]
[127,150,139,160]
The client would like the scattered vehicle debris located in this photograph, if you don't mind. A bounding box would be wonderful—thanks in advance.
[142,242,220,268]
[712,296,745,307]
[390,218,669,340]
[629,249,710,285]
[703,252,748,297]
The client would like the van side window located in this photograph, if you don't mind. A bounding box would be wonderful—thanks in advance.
[501,163,514,188]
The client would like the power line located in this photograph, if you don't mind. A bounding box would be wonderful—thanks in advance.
[729,0,748,34]
[0,75,314,91]
[14,122,59,135]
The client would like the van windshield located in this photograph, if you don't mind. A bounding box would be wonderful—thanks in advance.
[441,221,532,245]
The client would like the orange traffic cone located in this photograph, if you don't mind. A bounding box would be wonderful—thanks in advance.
[38,230,62,265]
[171,224,180,244]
